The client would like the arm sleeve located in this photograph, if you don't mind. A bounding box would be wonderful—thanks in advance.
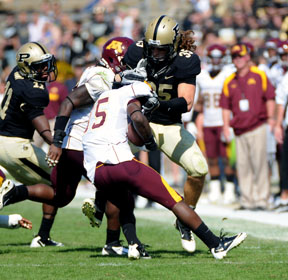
[21,88,47,121]
[175,54,201,85]
[0,215,9,228]
[219,92,230,110]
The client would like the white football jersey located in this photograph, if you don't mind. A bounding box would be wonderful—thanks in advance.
[269,63,285,87]
[276,71,288,127]
[197,65,234,127]
[83,82,153,182]
[62,66,115,151]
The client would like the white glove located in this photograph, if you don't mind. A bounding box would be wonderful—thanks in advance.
[8,214,22,228]
[135,58,147,78]
[120,59,147,85]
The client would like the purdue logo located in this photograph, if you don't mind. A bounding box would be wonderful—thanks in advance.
[18,53,30,62]
[172,24,179,44]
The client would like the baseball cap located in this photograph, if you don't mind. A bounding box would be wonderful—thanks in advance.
[231,44,248,58]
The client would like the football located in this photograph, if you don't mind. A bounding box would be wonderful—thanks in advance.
[128,122,144,146]
[0,168,6,187]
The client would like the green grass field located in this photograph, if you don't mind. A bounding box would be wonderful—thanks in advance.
[0,199,287,280]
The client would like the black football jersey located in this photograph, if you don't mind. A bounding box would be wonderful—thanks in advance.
[0,66,49,139]
[123,41,201,124]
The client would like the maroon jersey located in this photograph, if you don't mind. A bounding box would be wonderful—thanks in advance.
[220,66,275,135]
[44,81,68,120]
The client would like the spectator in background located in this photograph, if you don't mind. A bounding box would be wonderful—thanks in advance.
[41,20,62,56]
[196,44,236,205]
[3,22,21,69]
[0,40,11,82]
[16,11,29,45]
[273,70,288,212]
[220,43,275,211]
[258,38,280,82]
[65,57,86,92]
[270,40,288,87]
[28,12,48,42]
[90,6,113,42]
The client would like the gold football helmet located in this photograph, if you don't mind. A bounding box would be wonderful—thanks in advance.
[144,15,180,64]
[16,42,58,82]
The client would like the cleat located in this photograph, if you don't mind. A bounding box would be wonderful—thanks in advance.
[82,198,103,228]
[0,179,15,210]
[30,235,64,248]
[128,243,151,260]
[211,232,247,259]
[175,218,196,253]
[102,241,128,256]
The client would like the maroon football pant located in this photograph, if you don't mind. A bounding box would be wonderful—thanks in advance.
[203,126,228,158]
[50,149,136,226]
[93,158,183,210]
[50,149,86,207]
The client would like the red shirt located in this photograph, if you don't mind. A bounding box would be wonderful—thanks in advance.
[44,81,69,120]
[220,66,275,135]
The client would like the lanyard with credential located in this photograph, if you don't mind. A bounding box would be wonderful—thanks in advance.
[236,75,249,112]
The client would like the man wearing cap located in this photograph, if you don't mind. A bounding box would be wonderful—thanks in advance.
[219,43,276,211]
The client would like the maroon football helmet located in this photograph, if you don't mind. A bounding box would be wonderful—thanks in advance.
[206,44,227,59]
[101,37,134,73]
[277,40,288,55]
[265,38,280,50]
[206,44,227,70]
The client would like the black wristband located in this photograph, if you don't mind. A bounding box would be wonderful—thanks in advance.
[144,135,157,151]
[54,116,70,131]
[52,129,66,148]
[39,129,51,136]
[159,97,188,115]
[129,109,142,118]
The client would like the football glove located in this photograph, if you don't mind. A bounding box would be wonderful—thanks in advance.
[120,59,147,85]
[142,95,160,119]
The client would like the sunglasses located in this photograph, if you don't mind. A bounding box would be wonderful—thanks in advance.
[232,54,245,59]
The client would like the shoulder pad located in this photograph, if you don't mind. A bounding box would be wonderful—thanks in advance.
[173,51,201,78]
[78,66,114,88]
[123,41,143,69]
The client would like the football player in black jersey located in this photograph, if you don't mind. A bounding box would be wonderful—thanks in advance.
[123,15,209,253]
[0,42,63,247]
[0,38,150,257]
